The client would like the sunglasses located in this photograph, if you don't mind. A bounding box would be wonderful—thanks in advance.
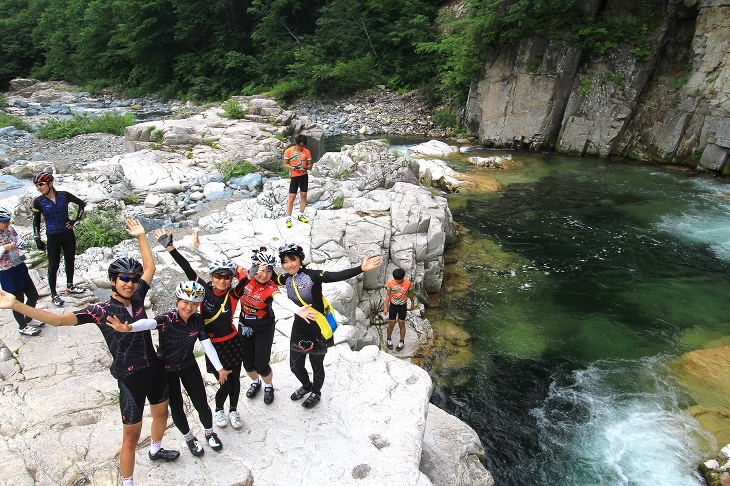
[35,182,48,187]
[297,340,314,351]
[117,275,141,283]
[212,273,233,280]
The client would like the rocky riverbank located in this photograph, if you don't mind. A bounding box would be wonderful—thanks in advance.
[0,83,494,485]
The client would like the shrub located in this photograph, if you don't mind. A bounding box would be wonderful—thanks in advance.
[0,112,33,132]
[221,100,246,119]
[122,194,139,205]
[75,209,129,253]
[215,159,257,181]
[432,107,458,128]
[0,93,7,108]
[331,197,344,209]
[36,112,136,139]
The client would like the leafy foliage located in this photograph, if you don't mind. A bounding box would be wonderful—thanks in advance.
[221,100,246,119]
[36,112,135,139]
[215,159,257,181]
[0,111,32,131]
[75,209,129,253]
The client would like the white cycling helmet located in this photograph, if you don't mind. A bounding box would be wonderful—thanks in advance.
[175,280,205,302]
[251,246,276,267]
[0,207,12,221]
[209,259,236,276]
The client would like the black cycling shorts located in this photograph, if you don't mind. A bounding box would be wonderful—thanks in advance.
[288,174,309,194]
[388,303,407,321]
[117,361,169,425]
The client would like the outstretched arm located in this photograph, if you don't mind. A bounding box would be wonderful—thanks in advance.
[0,290,78,326]
[126,219,155,285]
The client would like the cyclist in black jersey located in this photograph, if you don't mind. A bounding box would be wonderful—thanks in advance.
[31,172,87,307]
[277,243,381,408]
[0,219,179,486]
[107,280,231,457]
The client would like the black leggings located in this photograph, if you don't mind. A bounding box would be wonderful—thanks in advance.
[167,364,213,435]
[242,321,275,377]
[290,351,325,394]
[12,279,38,329]
[46,229,76,294]
[213,361,242,411]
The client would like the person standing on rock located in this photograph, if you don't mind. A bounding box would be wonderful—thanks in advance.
[106,280,230,458]
[155,228,246,430]
[0,207,42,336]
[239,246,316,406]
[31,171,87,307]
[383,268,415,352]
[0,219,180,486]
[277,243,381,408]
[283,134,312,228]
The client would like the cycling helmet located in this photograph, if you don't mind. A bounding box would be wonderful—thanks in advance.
[108,257,144,280]
[33,172,54,185]
[278,243,305,262]
[175,280,205,302]
[252,246,276,266]
[0,207,12,221]
[209,259,236,275]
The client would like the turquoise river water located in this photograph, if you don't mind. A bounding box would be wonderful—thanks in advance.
[421,151,730,486]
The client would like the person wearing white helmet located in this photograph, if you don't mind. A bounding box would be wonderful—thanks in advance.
[154,228,247,430]
[0,219,179,486]
[0,207,42,336]
[107,280,231,457]
[239,247,316,405]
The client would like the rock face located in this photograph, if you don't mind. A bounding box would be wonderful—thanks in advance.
[464,0,730,172]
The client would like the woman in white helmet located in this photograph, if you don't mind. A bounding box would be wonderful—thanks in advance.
[107,280,231,458]
[0,207,42,336]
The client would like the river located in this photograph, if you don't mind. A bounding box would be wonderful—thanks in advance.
[422,150,730,485]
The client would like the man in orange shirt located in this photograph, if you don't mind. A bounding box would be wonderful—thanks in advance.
[384,268,415,352]
[283,134,312,228]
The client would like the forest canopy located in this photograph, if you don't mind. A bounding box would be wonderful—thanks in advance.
[0,0,651,103]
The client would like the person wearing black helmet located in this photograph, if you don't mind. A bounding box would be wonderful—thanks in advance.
[0,207,42,336]
[106,280,231,457]
[277,243,382,408]
[239,246,316,405]
[31,171,87,306]
[0,219,179,486]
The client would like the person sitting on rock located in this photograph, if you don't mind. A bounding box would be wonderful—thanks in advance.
[384,268,415,352]
[282,134,312,228]
[238,247,316,406]
[277,243,381,408]
[31,171,87,306]
[107,280,231,458]
[0,219,179,486]
[0,207,42,336]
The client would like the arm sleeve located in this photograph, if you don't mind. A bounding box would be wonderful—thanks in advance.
[201,338,224,371]
[272,292,306,316]
[129,319,157,332]
[32,199,42,239]
[168,248,198,280]
[319,265,363,283]
[196,243,227,263]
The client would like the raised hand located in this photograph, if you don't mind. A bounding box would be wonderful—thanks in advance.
[154,228,173,248]
[192,229,201,248]
[124,219,146,238]
[361,254,382,272]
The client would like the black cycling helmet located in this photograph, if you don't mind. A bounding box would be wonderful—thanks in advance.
[278,243,304,263]
[108,257,144,280]
[33,172,54,185]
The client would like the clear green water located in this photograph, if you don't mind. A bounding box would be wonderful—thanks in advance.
[428,152,730,485]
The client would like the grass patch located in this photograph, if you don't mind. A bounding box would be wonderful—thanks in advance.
[432,107,458,128]
[0,112,33,132]
[75,209,130,253]
[122,194,139,205]
[215,159,257,181]
[221,100,246,119]
[331,197,344,209]
[36,112,136,139]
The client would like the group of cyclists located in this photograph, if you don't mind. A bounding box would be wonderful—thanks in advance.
[0,168,385,485]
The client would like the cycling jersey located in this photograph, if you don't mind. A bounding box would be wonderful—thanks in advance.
[238,268,279,323]
[32,191,85,236]
[283,146,312,178]
[73,279,157,379]
[386,278,412,305]
[153,310,209,372]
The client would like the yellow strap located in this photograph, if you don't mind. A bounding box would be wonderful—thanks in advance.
[204,292,229,325]
[291,278,333,339]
